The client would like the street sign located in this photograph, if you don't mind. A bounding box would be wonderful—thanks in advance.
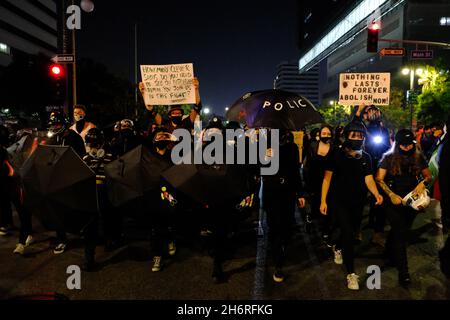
[411,50,433,60]
[380,48,406,57]
[52,54,75,63]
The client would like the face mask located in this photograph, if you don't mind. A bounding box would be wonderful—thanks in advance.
[74,114,85,122]
[122,129,134,139]
[399,146,416,157]
[75,119,85,133]
[320,137,331,144]
[155,140,171,150]
[171,116,183,126]
[344,139,364,151]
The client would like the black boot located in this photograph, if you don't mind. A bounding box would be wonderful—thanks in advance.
[399,272,411,287]
[212,262,226,284]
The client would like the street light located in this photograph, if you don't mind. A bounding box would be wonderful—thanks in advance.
[203,107,210,115]
[330,100,337,123]
[401,66,422,130]
[225,107,229,112]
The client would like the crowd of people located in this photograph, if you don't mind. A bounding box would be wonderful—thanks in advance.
[0,80,449,291]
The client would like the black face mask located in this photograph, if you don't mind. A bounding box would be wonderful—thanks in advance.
[399,146,416,157]
[344,139,364,151]
[75,119,85,133]
[155,140,171,150]
[171,116,183,126]
[121,129,134,139]
[320,137,332,144]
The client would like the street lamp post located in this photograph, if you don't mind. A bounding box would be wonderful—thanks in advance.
[402,67,423,130]
[330,100,336,124]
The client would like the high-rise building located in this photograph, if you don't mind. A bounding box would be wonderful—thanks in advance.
[0,0,59,67]
[275,61,320,106]
[297,0,450,104]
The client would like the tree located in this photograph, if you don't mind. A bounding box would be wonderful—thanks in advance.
[416,65,450,125]
[378,88,410,130]
[318,103,351,127]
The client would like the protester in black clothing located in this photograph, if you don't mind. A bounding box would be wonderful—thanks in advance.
[110,119,143,157]
[148,128,178,273]
[303,124,334,243]
[47,112,86,157]
[262,129,306,283]
[363,106,391,246]
[320,121,383,290]
[81,128,115,271]
[376,129,431,287]
[0,125,14,235]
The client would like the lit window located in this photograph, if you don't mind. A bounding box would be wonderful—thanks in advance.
[440,17,450,26]
[0,43,10,54]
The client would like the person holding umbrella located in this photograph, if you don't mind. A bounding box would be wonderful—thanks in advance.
[320,121,383,290]
[262,129,306,283]
[110,119,143,157]
[376,129,432,287]
[47,112,86,158]
[47,112,86,254]
[81,128,115,270]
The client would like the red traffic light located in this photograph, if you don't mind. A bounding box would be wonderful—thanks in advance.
[369,22,381,31]
[50,64,63,77]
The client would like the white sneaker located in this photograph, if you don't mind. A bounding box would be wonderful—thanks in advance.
[347,273,360,290]
[53,243,66,255]
[152,256,162,272]
[168,242,176,256]
[333,246,343,265]
[25,235,33,247]
[14,243,25,255]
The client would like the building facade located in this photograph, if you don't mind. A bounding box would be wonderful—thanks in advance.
[275,61,320,106]
[0,0,59,67]
[298,0,450,104]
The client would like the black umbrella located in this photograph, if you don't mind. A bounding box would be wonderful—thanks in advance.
[228,89,323,130]
[7,135,37,170]
[105,145,172,207]
[20,145,97,233]
[161,162,250,208]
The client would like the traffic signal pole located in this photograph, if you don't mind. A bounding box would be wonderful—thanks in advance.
[378,38,450,48]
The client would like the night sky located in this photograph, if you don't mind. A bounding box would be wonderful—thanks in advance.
[77,0,300,116]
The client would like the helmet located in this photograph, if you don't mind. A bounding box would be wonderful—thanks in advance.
[395,129,415,145]
[344,121,367,138]
[206,117,224,130]
[85,128,104,147]
[402,189,431,211]
[119,119,134,131]
[168,105,183,116]
[48,112,66,127]
[225,121,241,130]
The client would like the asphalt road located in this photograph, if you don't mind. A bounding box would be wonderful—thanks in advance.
[0,199,449,300]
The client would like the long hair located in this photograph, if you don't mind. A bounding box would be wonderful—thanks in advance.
[380,142,423,176]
